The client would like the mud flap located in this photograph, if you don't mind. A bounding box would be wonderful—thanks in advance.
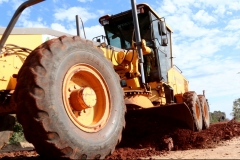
[127,103,194,131]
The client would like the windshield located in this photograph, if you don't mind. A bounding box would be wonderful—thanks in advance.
[104,12,152,49]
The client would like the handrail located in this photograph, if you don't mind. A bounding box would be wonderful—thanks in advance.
[173,64,182,73]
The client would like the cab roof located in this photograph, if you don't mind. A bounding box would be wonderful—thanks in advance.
[99,3,173,32]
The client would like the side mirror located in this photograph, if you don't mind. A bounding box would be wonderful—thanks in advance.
[158,21,167,36]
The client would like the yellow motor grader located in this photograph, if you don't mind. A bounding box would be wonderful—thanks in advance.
[0,0,210,159]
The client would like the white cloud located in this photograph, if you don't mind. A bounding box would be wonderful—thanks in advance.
[97,10,105,15]
[10,0,47,28]
[193,10,216,25]
[51,23,76,35]
[84,25,105,40]
[199,0,240,11]
[225,19,240,30]
[12,0,24,9]
[52,23,103,38]
[156,0,193,17]
[0,0,8,5]
[173,30,239,70]
[157,0,240,16]
[166,14,218,39]
[158,0,177,15]
[51,23,69,33]
[54,7,97,23]
[20,19,47,28]
[50,23,104,41]
[185,58,240,118]
[78,0,92,3]
[11,0,48,28]
[213,5,226,16]
[228,1,240,10]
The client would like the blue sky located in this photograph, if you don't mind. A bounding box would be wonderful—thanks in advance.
[0,0,240,118]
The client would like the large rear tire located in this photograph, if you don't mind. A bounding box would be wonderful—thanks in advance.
[198,95,210,129]
[0,114,15,149]
[14,36,126,159]
[183,91,203,131]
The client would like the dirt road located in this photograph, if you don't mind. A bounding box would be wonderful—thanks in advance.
[156,136,240,159]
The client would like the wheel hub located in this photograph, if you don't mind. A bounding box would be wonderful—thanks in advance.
[70,87,97,111]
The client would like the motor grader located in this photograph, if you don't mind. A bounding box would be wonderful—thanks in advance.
[0,0,210,159]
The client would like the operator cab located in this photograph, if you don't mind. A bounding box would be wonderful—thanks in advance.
[99,3,173,83]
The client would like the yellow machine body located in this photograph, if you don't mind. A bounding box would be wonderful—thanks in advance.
[168,67,189,102]
[0,34,43,90]
[0,29,70,90]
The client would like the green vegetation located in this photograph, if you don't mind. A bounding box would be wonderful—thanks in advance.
[210,111,227,123]
[9,119,25,144]
[231,98,240,122]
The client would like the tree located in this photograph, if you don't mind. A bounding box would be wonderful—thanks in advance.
[210,111,226,123]
[231,98,240,121]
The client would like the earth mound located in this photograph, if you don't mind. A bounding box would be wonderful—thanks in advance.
[106,111,240,159]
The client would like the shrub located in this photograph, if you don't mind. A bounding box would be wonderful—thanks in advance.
[9,119,25,144]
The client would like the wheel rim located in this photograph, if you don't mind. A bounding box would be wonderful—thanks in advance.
[63,63,110,133]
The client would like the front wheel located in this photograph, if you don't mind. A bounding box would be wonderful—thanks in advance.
[183,91,203,131]
[15,36,126,159]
